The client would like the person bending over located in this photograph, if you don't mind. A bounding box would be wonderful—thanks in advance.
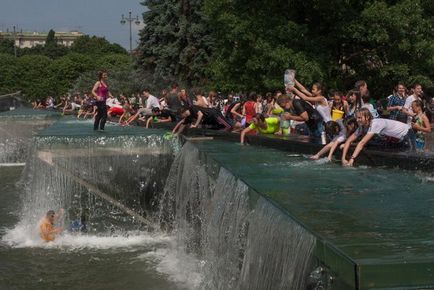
[146,107,176,128]
[172,106,232,135]
[341,108,415,167]
[311,117,358,161]
[39,208,64,242]
[277,94,323,137]
[240,113,280,144]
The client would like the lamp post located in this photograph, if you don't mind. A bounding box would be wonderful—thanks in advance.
[13,25,17,57]
[120,11,141,54]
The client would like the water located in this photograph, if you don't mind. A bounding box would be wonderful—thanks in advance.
[0,120,201,290]
[0,166,202,290]
[161,142,316,289]
[3,116,434,289]
[0,108,59,163]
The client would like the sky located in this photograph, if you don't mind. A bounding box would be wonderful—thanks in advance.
[0,0,147,50]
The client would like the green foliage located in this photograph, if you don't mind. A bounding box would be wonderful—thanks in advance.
[46,29,56,45]
[0,39,15,55]
[0,34,131,100]
[137,0,212,88]
[16,55,53,99]
[137,0,433,96]
[95,54,132,71]
[70,35,127,55]
[0,53,19,94]
[71,66,149,97]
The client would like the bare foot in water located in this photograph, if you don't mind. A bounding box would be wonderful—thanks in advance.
[310,155,320,160]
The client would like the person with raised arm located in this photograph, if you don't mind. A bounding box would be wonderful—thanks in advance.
[39,208,64,242]
[288,79,331,123]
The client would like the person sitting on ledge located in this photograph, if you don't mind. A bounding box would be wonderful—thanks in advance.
[39,208,64,242]
[310,117,358,161]
[341,108,416,167]
[172,106,232,135]
[240,113,280,144]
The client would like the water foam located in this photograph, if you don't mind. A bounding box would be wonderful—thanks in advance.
[137,240,204,289]
[2,223,171,250]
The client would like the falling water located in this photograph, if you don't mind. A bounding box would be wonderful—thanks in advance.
[8,133,179,247]
[161,142,317,289]
[0,119,54,163]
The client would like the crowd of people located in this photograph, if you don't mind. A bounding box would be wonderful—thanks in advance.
[32,70,433,166]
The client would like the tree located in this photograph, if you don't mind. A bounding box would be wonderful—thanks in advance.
[0,53,19,94]
[0,39,15,55]
[137,0,212,87]
[71,35,127,55]
[46,29,56,46]
[16,55,53,99]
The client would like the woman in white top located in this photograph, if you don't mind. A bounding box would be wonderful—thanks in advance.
[287,79,332,122]
[342,108,415,167]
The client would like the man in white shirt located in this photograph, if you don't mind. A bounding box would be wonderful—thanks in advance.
[402,84,423,124]
[143,89,161,115]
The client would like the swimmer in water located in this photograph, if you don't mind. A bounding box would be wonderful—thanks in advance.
[39,208,64,242]
[69,214,87,233]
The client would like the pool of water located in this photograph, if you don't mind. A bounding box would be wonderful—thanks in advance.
[0,166,202,290]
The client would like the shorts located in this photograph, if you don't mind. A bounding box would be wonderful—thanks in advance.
[109,107,124,116]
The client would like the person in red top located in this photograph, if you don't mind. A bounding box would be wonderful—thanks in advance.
[91,71,114,131]
[243,92,257,126]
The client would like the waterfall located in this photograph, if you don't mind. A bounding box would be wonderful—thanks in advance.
[0,119,54,163]
[161,141,317,289]
[14,133,179,242]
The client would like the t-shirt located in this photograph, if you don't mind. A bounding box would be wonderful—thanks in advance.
[331,119,346,143]
[159,109,176,121]
[356,118,410,139]
[166,91,182,112]
[290,99,323,130]
[183,106,223,126]
[146,94,160,110]
[249,117,280,134]
[403,94,418,124]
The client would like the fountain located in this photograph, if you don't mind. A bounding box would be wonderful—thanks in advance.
[1,116,434,289]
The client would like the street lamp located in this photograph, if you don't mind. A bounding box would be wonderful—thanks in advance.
[120,11,141,54]
[13,26,17,57]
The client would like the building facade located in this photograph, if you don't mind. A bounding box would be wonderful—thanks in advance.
[0,31,84,48]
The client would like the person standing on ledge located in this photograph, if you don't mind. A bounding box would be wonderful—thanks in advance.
[39,208,64,242]
[91,71,113,131]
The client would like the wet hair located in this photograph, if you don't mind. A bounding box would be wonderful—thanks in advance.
[394,82,407,95]
[312,82,324,94]
[46,210,55,217]
[347,89,362,109]
[355,80,367,90]
[98,70,107,81]
[332,91,343,98]
[265,92,272,99]
[253,113,265,123]
[325,121,340,137]
[276,94,292,106]
[412,99,424,110]
[343,116,358,136]
[193,89,203,97]
[248,91,257,102]
[356,108,373,123]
